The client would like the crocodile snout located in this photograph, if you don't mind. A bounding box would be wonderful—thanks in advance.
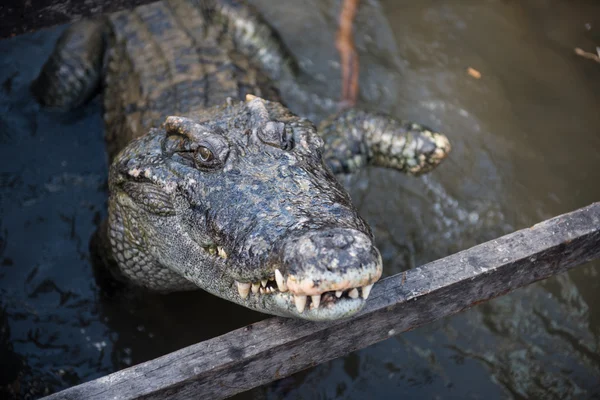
[281,227,382,297]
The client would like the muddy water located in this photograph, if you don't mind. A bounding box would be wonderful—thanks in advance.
[0,0,599,398]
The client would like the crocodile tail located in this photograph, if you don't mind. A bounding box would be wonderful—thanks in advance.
[31,19,108,110]
[202,0,299,82]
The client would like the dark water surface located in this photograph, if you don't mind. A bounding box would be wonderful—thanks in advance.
[1,0,599,398]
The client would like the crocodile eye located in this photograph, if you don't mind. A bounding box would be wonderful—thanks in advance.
[193,142,225,171]
[196,146,214,162]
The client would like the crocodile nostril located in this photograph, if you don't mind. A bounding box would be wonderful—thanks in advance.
[311,229,355,249]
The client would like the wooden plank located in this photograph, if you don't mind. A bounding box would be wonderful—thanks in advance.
[0,0,160,38]
[43,202,600,400]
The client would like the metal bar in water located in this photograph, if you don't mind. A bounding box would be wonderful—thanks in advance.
[43,202,600,400]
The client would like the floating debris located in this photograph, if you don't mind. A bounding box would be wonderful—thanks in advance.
[574,47,600,63]
[467,67,482,79]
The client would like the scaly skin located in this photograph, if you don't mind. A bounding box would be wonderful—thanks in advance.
[32,0,451,320]
[321,109,451,175]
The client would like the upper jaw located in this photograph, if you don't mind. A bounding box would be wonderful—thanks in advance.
[228,228,382,319]
[199,227,382,320]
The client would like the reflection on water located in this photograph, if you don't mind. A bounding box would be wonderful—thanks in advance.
[0,0,599,398]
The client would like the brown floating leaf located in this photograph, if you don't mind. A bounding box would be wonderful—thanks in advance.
[467,67,482,79]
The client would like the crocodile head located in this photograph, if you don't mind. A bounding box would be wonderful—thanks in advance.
[108,96,382,321]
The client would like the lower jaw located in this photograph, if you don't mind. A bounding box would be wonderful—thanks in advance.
[213,274,373,320]
[262,292,365,321]
[209,282,366,320]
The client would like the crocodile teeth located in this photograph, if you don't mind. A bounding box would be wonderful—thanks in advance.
[275,269,288,292]
[261,279,268,288]
[217,246,228,259]
[236,282,251,299]
[335,290,343,298]
[251,282,260,294]
[259,287,266,294]
[311,295,321,309]
[294,295,307,313]
[362,284,373,300]
[348,288,359,299]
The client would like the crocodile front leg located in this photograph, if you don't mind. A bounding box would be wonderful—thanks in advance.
[320,109,451,175]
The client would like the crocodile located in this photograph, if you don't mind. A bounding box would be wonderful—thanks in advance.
[31,0,450,321]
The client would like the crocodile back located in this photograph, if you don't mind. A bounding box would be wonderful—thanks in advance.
[103,0,280,160]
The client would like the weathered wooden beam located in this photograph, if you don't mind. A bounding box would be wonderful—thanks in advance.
[43,202,600,400]
[0,0,161,38]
